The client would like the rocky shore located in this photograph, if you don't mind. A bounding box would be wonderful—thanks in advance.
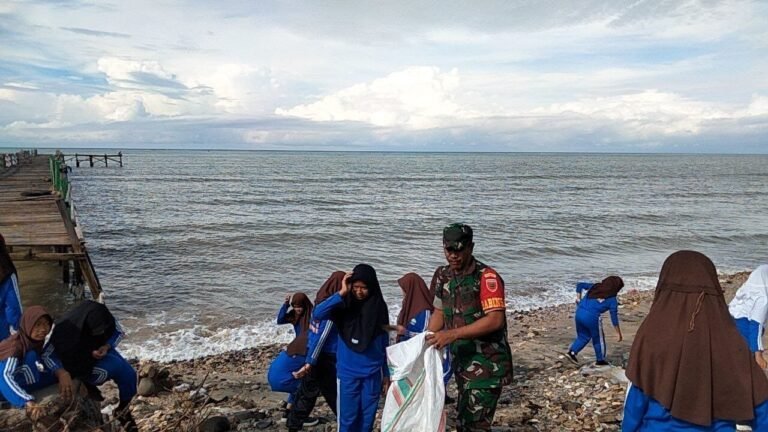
[0,272,751,431]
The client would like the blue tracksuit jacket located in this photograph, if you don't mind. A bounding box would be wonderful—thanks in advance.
[313,292,389,432]
[0,274,22,341]
[623,384,768,431]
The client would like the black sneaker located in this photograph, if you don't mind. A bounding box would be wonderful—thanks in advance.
[595,360,610,366]
[280,409,289,423]
[565,351,578,364]
[303,417,320,427]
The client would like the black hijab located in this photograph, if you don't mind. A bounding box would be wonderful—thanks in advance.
[0,233,16,284]
[50,300,117,378]
[332,264,389,353]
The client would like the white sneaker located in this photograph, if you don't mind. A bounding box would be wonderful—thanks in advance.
[736,424,753,431]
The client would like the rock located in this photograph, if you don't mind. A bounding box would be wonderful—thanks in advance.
[232,410,259,422]
[138,377,160,396]
[173,383,191,392]
[254,419,273,429]
[199,416,231,432]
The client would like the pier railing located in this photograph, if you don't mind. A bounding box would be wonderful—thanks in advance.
[63,152,123,168]
[1,149,37,170]
[49,153,70,202]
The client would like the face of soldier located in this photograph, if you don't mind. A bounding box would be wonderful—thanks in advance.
[444,243,474,272]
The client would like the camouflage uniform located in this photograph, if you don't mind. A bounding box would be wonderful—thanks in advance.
[433,259,513,432]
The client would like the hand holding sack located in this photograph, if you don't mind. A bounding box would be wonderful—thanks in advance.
[381,332,446,432]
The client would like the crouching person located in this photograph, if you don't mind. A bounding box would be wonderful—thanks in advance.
[49,300,138,432]
[0,306,72,421]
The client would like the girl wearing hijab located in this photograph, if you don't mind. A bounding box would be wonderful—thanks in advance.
[0,234,22,341]
[48,300,138,432]
[287,272,343,432]
[313,264,390,432]
[729,265,768,369]
[0,306,70,421]
[395,273,434,342]
[623,251,768,431]
[566,276,624,365]
[268,292,314,422]
[396,272,452,386]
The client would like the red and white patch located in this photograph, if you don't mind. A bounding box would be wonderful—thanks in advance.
[486,277,498,292]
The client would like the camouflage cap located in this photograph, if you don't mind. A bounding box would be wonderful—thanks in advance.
[443,223,473,251]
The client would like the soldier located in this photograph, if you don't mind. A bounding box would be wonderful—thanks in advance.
[426,223,513,432]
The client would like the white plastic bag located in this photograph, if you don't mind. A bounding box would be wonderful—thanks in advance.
[381,332,446,432]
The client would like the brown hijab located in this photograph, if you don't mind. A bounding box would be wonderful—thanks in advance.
[587,276,624,299]
[626,250,768,426]
[0,233,17,283]
[285,292,313,356]
[315,271,345,305]
[0,306,51,361]
[397,273,433,327]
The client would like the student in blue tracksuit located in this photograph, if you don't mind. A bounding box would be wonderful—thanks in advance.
[313,264,390,432]
[729,265,768,368]
[395,272,452,386]
[0,234,22,341]
[623,251,768,431]
[268,292,313,410]
[49,300,138,432]
[566,276,624,365]
[287,272,343,432]
[0,306,72,421]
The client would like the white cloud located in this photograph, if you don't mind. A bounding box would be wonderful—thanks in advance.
[536,90,731,136]
[276,67,466,129]
[97,57,176,85]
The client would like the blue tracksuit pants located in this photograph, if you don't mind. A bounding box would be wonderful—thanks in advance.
[267,351,305,404]
[569,309,606,362]
[337,373,382,432]
[90,349,137,403]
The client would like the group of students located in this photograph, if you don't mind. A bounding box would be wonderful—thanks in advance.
[0,234,138,430]
[267,265,453,432]
[268,250,768,432]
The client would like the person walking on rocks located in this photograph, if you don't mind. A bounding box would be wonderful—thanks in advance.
[313,264,390,432]
[566,276,624,366]
[287,272,343,432]
[426,223,513,432]
[729,265,768,369]
[623,251,768,431]
[0,233,22,341]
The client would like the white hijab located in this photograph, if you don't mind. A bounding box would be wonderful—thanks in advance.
[729,265,768,325]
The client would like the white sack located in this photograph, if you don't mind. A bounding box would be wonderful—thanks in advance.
[381,332,446,432]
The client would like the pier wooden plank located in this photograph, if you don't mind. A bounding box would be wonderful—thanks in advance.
[1,151,104,298]
[0,155,78,248]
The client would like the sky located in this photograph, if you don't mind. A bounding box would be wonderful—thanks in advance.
[1,0,767,152]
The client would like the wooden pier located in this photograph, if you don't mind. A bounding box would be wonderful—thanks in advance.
[67,152,123,168]
[0,150,104,299]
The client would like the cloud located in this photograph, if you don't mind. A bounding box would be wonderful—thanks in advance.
[60,27,131,38]
[0,0,767,152]
[276,67,466,129]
